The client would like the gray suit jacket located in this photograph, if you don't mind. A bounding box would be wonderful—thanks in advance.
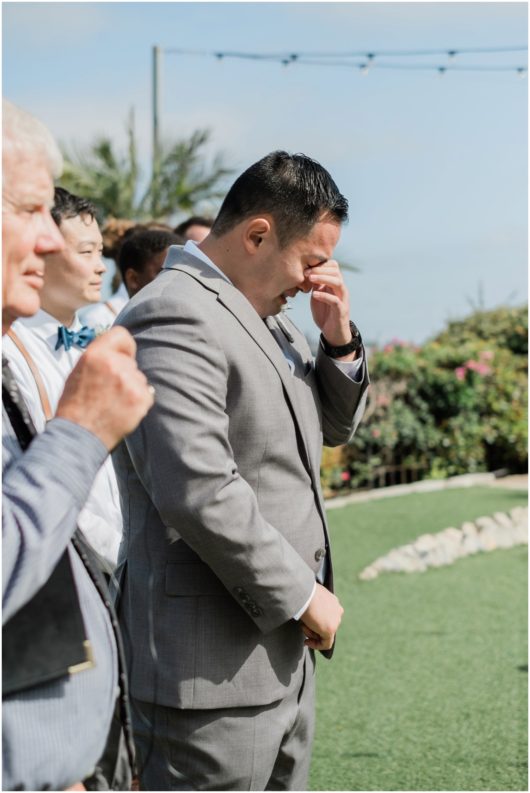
[113,246,369,711]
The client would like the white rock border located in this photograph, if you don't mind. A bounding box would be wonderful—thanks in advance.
[359,506,528,581]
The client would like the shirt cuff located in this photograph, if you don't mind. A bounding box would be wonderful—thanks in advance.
[292,580,316,621]
[330,352,364,382]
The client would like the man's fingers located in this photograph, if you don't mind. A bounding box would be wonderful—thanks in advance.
[304,634,335,651]
[301,623,321,640]
[307,274,343,289]
[311,291,341,306]
[304,260,340,275]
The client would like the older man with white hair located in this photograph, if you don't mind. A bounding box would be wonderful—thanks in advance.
[2,99,154,791]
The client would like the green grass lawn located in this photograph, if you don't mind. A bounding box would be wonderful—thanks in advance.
[310,487,528,791]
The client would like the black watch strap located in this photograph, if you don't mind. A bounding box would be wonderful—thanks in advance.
[320,321,362,359]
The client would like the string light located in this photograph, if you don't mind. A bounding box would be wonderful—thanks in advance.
[166,45,525,59]
[164,45,527,78]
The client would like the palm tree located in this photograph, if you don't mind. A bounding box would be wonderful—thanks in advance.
[59,111,233,223]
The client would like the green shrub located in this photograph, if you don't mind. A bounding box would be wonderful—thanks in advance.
[321,305,528,493]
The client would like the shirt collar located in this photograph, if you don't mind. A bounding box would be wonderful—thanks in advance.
[183,239,233,285]
[17,309,82,350]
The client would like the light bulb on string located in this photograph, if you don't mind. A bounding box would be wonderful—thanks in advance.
[359,63,370,76]
[438,66,447,77]
[516,67,527,79]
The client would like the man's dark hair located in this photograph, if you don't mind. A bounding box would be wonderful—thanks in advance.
[118,229,183,281]
[173,216,214,237]
[51,186,97,227]
[211,151,348,247]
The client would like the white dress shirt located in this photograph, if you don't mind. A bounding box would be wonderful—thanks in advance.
[3,310,123,566]
[81,282,129,331]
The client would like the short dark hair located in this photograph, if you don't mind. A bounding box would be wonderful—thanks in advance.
[118,229,183,281]
[211,151,348,247]
[173,216,214,237]
[51,186,97,227]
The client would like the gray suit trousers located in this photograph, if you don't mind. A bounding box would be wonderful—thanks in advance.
[132,650,315,791]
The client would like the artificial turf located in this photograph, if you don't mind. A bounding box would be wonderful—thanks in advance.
[310,486,528,791]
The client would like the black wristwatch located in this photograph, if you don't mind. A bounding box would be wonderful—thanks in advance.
[320,321,362,359]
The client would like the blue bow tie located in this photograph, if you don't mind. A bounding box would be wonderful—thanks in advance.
[55,325,96,352]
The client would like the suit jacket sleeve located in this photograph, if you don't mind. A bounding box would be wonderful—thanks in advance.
[120,300,317,634]
[315,343,370,447]
[2,416,108,622]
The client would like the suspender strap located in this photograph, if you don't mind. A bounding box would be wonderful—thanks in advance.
[6,329,53,421]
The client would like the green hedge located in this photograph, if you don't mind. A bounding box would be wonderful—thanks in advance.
[321,305,528,494]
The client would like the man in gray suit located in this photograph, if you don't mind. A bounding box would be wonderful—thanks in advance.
[113,151,369,790]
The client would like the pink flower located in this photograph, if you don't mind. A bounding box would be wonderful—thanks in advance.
[372,428,381,438]
[466,359,479,371]
[383,344,394,353]
[480,350,494,361]
[376,394,391,407]
[340,471,351,482]
[455,367,466,381]
[463,359,491,376]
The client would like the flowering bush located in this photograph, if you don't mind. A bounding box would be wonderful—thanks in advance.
[321,305,528,494]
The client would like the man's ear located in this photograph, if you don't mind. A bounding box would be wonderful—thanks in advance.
[243,217,272,255]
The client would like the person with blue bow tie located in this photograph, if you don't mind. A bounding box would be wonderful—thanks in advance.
[3,186,123,570]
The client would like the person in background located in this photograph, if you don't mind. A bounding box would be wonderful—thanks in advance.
[83,219,175,329]
[2,98,154,791]
[81,218,136,330]
[118,228,183,299]
[4,186,125,569]
[173,214,213,243]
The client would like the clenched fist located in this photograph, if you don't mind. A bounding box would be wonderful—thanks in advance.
[56,326,154,451]
[300,583,344,651]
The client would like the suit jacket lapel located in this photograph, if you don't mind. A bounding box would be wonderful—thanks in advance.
[164,249,316,480]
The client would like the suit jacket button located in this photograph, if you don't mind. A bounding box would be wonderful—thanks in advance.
[314,547,326,562]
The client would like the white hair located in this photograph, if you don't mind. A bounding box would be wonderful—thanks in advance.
[3,98,63,178]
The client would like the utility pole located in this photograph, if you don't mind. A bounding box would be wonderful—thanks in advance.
[152,45,162,215]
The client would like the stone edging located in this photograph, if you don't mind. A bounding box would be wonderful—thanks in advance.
[324,472,499,510]
[359,506,528,581]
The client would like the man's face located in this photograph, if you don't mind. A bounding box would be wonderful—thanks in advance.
[2,149,64,332]
[41,213,105,317]
[245,215,341,318]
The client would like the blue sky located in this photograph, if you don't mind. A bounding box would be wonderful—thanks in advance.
[3,2,527,345]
